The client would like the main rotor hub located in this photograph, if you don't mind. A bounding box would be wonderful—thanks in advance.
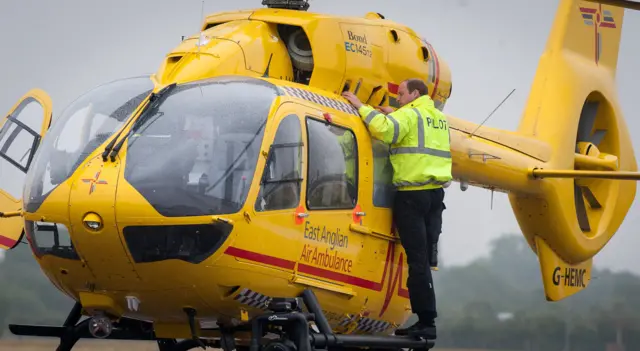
[262,0,310,11]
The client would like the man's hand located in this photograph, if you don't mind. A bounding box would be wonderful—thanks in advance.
[342,91,363,109]
[375,106,394,114]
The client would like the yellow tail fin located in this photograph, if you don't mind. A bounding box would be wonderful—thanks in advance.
[511,0,636,301]
[536,236,593,301]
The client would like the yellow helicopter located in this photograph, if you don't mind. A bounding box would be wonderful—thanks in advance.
[1,0,640,350]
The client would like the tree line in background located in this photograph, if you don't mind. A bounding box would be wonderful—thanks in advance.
[431,235,640,350]
[1,234,639,351]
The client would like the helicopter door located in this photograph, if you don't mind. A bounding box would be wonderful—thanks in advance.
[361,138,396,237]
[0,89,52,250]
[292,115,360,297]
[248,110,305,278]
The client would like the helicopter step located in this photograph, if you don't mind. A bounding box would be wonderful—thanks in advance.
[299,289,435,350]
[247,289,434,351]
[8,289,434,351]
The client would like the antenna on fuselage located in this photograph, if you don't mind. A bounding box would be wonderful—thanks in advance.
[262,0,310,11]
[469,88,516,138]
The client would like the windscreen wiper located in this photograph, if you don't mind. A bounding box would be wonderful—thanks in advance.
[103,83,177,162]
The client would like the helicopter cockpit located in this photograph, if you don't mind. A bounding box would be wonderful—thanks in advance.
[123,77,278,217]
[21,74,281,221]
[23,76,155,213]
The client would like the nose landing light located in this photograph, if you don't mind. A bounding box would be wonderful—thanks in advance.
[83,213,103,231]
[88,313,113,339]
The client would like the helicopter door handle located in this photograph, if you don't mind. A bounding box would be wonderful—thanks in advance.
[297,212,309,218]
[355,211,366,216]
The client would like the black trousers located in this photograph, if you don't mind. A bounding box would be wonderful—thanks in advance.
[393,187,445,322]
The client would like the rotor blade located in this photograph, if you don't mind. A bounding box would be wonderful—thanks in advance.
[580,186,602,209]
[583,0,640,10]
[577,101,599,142]
[590,129,607,145]
[574,182,591,232]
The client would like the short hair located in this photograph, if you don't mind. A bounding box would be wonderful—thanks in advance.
[404,79,429,96]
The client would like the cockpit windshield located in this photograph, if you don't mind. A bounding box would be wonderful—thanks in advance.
[24,76,154,213]
[123,76,280,217]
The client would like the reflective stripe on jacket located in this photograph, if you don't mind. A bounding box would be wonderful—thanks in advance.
[357,95,453,191]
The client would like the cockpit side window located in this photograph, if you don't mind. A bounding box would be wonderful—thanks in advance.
[255,114,304,212]
[0,98,44,199]
[372,139,395,208]
[305,117,357,210]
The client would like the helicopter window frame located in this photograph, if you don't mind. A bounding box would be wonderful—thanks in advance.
[371,138,396,209]
[23,75,156,214]
[121,76,279,218]
[0,96,47,201]
[304,115,358,211]
[24,220,80,261]
[255,113,305,212]
[0,111,41,174]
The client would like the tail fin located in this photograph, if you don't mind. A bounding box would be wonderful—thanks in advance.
[535,236,593,301]
[510,0,637,301]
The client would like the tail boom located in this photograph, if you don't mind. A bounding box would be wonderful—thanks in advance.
[448,116,551,195]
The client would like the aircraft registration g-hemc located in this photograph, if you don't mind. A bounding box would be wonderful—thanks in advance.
[1,0,640,350]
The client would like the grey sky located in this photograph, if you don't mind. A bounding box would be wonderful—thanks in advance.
[0,0,638,273]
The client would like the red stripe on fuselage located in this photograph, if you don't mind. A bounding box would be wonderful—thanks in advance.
[224,246,297,270]
[387,83,399,95]
[223,241,406,299]
[0,234,17,248]
[425,41,440,99]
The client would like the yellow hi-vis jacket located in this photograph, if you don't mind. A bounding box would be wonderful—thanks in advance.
[337,131,356,185]
[358,95,453,191]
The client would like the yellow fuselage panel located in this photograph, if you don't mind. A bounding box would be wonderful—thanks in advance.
[3,3,638,335]
[19,87,411,336]
[157,8,452,112]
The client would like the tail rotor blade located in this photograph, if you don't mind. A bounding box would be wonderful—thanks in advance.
[590,129,607,145]
[581,186,602,209]
[577,101,600,142]
[574,182,591,232]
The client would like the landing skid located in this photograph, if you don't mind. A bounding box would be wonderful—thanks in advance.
[7,289,435,351]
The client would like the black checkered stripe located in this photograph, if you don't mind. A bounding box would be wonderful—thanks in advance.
[233,288,390,333]
[338,315,392,333]
[234,288,272,310]
[280,86,359,116]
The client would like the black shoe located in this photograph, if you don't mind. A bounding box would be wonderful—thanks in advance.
[394,321,436,339]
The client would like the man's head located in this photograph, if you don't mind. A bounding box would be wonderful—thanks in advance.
[397,79,429,106]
